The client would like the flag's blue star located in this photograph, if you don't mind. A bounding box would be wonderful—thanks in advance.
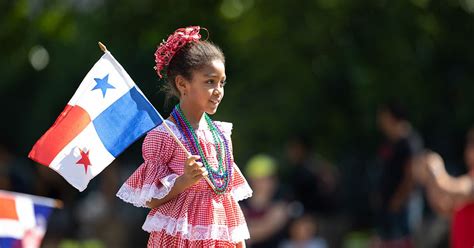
[92,74,115,97]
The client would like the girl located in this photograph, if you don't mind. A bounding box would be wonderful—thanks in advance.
[116,26,252,247]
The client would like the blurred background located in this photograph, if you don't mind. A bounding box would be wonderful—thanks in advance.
[2,0,474,247]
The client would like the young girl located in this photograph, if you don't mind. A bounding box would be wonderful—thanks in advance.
[116,26,253,247]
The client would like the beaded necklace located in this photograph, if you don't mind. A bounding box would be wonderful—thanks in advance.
[171,104,232,194]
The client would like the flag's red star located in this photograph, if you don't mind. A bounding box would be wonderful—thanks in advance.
[76,148,91,174]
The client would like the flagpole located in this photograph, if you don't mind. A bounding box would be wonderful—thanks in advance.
[97,41,216,191]
[98,41,108,52]
[159,119,216,191]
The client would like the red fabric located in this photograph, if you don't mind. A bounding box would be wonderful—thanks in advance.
[28,104,90,166]
[154,26,201,78]
[118,121,251,247]
[0,195,19,220]
[451,201,474,248]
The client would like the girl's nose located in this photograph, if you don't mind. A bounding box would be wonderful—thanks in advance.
[213,88,221,96]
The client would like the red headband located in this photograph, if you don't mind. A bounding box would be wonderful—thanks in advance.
[154,26,202,78]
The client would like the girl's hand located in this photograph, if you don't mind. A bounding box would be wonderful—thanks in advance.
[181,155,208,188]
[145,155,208,209]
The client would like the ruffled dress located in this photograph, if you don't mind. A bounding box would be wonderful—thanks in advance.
[116,120,253,247]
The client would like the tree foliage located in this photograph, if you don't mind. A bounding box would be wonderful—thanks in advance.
[2,0,474,166]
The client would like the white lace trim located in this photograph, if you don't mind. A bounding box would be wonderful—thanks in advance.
[231,182,253,202]
[155,120,184,140]
[143,212,250,242]
[155,120,234,139]
[116,174,179,208]
[214,121,233,136]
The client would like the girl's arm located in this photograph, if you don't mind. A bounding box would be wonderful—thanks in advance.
[426,181,456,217]
[426,152,474,203]
[146,155,207,208]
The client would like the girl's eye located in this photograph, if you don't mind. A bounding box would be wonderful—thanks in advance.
[207,80,215,84]
[221,81,227,87]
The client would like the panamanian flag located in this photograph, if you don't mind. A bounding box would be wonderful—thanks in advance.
[0,190,59,248]
[28,51,163,191]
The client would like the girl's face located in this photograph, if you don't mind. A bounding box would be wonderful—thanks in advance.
[181,59,226,115]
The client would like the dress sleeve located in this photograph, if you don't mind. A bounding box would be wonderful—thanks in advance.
[215,121,253,202]
[116,125,179,208]
[231,163,253,202]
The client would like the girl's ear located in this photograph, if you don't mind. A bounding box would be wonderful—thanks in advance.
[175,75,188,96]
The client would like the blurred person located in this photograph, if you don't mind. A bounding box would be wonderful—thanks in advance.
[421,127,474,248]
[0,143,13,190]
[279,214,328,248]
[116,26,252,247]
[0,139,35,193]
[35,163,80,247]
[372,102,424,247]
[0,164,12,191]
[241,154,289,248]
[282,133,344,247]
[283,133,339,215]
[75,162,129,247]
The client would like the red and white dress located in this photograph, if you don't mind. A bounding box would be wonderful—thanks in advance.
[116,120,252,247]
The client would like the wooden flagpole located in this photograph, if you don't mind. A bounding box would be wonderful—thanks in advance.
[98,41,108,52]
[97,42,215,191]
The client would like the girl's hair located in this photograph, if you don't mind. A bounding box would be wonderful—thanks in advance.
[154,26,225,101]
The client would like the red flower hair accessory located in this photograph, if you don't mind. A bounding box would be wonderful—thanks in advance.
[154,26,202,78]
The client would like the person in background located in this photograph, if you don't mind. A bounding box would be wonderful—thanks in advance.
[421,127,474,248]
[283,134,339,215]
[241,154,289,248]
[279,214,328,248]
[372,102,424,247]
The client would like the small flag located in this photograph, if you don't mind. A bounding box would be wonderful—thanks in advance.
[28,51,163,191]
[0,190,60,248]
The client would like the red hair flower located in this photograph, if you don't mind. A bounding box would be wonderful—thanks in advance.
[154,26,202,78]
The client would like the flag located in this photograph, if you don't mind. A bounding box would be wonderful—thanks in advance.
[28,51,163,191]
[0,190,59,248]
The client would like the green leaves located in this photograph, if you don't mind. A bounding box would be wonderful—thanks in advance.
[2,0,474,161]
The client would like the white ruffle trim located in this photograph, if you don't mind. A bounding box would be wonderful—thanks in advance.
[155,120,233,139]
[155,120,184,140]
[214,121,233,136]
[116,174,179,208]
[143,212,250,242]
[231,182,253,202]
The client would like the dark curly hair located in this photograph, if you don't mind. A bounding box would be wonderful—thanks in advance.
[163,41,225,100]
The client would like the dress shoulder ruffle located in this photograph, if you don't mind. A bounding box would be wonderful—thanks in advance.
[116,120,180,207]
